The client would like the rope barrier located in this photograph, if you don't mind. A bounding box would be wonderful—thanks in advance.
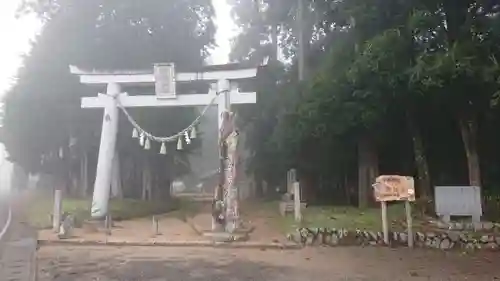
[117,90,229,145]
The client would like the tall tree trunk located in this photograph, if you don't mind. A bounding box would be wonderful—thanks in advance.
[358,144,368,208]
[255,173,264,198]
[79,151,89,197]
[406,112,432,199]
[442,0,469,44]
[358,137,377,208]
[151,160,171,201]
[66,159,78,197]
[70,172,79,197]
[58,146,71,195]
[300,172,316,203]
[459,116,481,187]
[270,24,278,61]
[142,159,152,201]
[367,146,378,188]
[124,156,138,198]
[343,173,351,205]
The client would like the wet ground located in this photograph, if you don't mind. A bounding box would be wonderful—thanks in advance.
[38,245,500,281]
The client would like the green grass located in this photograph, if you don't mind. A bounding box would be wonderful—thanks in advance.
[249,201,423,234]
[27,196,179,229]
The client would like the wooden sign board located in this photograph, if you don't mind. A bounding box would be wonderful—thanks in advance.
[373,175,415,248]
[373,175,415,202]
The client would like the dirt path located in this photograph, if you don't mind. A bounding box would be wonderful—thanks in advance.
[38,245,500,281]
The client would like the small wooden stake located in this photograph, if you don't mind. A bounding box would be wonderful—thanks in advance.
[152,216,159,236]
[105,215,112,236]
[405,201,414,248]
[381,201,389,245]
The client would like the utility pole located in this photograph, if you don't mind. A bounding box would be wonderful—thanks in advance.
[295,0,305,204]
[297,0,305,81]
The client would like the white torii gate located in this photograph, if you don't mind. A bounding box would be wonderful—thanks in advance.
[70,63,258,219]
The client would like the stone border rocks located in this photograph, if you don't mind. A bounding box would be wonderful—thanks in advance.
[286,227,500,251]
[433,220,496,231]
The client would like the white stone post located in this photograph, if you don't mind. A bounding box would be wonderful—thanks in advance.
[152,215,159,236]
[293,182,302,222]
[91,83,120,218]
[53,189,62,232]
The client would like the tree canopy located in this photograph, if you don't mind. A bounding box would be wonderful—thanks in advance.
[229,0,500,210]
[1,0,215,196]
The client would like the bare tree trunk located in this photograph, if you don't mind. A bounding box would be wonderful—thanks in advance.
[141,169,146,200]
[459,116,481,187]
[152,159,172,202]
[70,173,79,197]
[141,163,146,200]
[299,174,312,202]
[343,173,351,205]
[66,159,78,197]
[58,147,71,195]
[254,172,264,198]
[358,137,376,208]
[407,112,432,199]
[79,151,89,197]
[271,23,278,61]
[142,159,152,201]
[124,156,139,198]
[367,147,379,189]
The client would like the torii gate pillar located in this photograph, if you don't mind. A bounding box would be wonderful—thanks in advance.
[91,83,121,218]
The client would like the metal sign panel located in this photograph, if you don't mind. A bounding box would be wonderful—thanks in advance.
[435,186,482,219]
[154,63,176,99]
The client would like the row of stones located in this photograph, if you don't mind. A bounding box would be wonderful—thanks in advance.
[435,221,497,231]
[286,227,500,251]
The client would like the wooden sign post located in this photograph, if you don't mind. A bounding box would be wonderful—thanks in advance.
[372,175,415,248]
[405,200,413,248]
[380,200,389,244]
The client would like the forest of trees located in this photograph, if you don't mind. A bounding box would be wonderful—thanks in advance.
[3,0,500,216]
[229,0,500,213]
[1,0,215,199]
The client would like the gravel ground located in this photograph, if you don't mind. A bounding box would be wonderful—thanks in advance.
[37,245,500,281]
